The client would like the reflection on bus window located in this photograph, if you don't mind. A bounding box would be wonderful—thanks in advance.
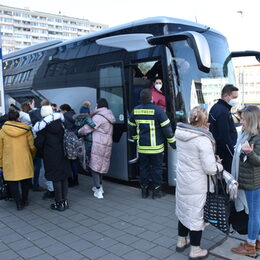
[99,65,124,124]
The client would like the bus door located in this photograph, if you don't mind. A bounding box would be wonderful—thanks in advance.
[127,59,164,180]
[97,62,129,181]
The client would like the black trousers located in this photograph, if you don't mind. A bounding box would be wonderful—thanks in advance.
[178,221,202,246]
[53,179,68,202]
[139,153,163,186]
[7,179,31,203]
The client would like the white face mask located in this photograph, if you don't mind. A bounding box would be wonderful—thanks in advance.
[228,99,238,107]
[154,84,162,91]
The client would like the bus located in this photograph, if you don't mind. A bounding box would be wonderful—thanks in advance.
[3,16,260,186]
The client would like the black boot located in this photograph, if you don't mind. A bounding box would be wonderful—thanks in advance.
[16,200,24,211]
[50,201,65,211]
[68,177,74,187]
[141,185,149,199]
[73,175,79,186]
[152,185,165,199]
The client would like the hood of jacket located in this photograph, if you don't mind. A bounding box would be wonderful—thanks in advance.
[176,122,215,144]
[92,107,116,124]
[2,121,31,137]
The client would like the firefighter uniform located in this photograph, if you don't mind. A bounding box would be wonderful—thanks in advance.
[128,102,176,198]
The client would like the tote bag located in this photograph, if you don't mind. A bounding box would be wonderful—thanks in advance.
[204,176,230,235]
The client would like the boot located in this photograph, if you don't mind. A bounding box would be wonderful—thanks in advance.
[68,177,74,187]
[231,241,256,256]
[152,185,165,199]
[256,239,260,251]
[16,200,24,211]
[140,185,149,199]
[73,175,79,186]
[189,246,208,260]
[50,201,65,212]
[63,199,69,210]
[176,236,190,252]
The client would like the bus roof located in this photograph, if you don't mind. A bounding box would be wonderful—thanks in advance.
[4,16,220,60]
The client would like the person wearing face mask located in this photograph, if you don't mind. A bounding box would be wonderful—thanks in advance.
[151,78,166,111]
[208,84,239,172]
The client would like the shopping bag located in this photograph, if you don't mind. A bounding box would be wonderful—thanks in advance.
[204,176,230,235]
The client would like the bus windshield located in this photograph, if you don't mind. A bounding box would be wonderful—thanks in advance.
[171,31,236,117]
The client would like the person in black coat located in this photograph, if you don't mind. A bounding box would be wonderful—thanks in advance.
[208,84,239,172]
[35,105,71,211]
[60,104,79,187]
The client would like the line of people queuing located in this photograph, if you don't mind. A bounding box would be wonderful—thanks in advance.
[0,97,115,212]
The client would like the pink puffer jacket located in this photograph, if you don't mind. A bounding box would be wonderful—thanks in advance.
[78,107,116,174]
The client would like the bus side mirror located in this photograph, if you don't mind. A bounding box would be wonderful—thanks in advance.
[148,31,211,73]
[96,33,154,52]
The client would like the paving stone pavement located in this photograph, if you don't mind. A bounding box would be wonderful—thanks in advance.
[0,175,235,259]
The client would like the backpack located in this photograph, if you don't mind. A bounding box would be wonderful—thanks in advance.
[63,129,82,159]
[63,129,89,170]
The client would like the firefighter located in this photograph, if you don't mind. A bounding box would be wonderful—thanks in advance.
[128,88,176,199]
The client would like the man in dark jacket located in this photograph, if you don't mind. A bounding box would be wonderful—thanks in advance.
[128,88,176,199]
[209,84,239,172]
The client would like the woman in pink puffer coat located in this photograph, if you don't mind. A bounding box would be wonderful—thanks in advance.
[78,98,116,199]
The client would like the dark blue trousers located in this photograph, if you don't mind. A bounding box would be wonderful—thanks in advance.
[139,153,163,186]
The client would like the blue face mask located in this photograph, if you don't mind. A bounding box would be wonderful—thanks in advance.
[228,99,238,107]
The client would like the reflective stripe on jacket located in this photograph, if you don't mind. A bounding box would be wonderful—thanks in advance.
[128,102,175,154]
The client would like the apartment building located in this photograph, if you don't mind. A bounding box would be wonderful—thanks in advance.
[0,4,108,54]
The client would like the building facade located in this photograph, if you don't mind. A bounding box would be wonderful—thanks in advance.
[0,4,108,54]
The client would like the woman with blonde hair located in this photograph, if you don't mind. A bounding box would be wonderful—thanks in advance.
[175,106,223,259]
[231,106,260,256]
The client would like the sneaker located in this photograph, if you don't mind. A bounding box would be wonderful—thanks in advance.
[63,199,69,209]
[92,186,104,194]
[50,202,65,212]
[42,191,55,200]
[94,189,103,199]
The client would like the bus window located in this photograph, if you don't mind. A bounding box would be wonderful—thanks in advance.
[99,64,124,124]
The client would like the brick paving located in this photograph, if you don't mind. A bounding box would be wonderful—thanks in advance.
[0,174,235,259]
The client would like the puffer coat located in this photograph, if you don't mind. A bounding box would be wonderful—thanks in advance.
[78,107,115,174]
[0,121,36,181]
[175,123,222,231]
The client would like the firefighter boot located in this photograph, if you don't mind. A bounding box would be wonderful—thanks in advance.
[140,185,149,199]
[152,185,165,199]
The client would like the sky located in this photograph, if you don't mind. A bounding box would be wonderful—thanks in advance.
[1,0,260,52]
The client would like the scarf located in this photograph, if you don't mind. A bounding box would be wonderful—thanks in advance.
[231,130,249,213]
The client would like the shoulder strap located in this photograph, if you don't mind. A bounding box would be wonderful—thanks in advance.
[5,123,30,132]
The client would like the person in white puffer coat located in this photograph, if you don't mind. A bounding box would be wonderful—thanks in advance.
[175,106,223,260]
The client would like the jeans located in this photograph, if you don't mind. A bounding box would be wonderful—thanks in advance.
[139,153,164,186]
[245,188,260,243]
[178,221,202,246]
[92,170,103,188]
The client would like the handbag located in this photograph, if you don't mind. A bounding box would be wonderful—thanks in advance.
[0,169,8,200]
[204,175,230,235]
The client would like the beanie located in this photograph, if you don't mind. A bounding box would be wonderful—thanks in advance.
[41,105,53,117]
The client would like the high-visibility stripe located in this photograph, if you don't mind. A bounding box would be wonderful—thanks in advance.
[138,143,164,150]
[132,135,138,140]
[128,120,136,126]
[160,119,170,127]
[135,119,156,147]
[134,109,155,115]
[167,136,176,143]
[138,147,164,154]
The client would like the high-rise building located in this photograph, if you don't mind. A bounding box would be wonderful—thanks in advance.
[0,4,108,54]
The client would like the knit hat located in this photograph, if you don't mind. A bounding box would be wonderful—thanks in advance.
[41,105,53,117]
[79,106,90,114]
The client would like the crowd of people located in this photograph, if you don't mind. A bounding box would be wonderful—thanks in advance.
[0,98,115,212]
[0,82,259,259]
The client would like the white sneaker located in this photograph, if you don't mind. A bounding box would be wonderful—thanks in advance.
[92,186,104,194]
[94,189,104,199]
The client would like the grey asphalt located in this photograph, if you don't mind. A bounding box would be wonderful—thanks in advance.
[0,174,254,260]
